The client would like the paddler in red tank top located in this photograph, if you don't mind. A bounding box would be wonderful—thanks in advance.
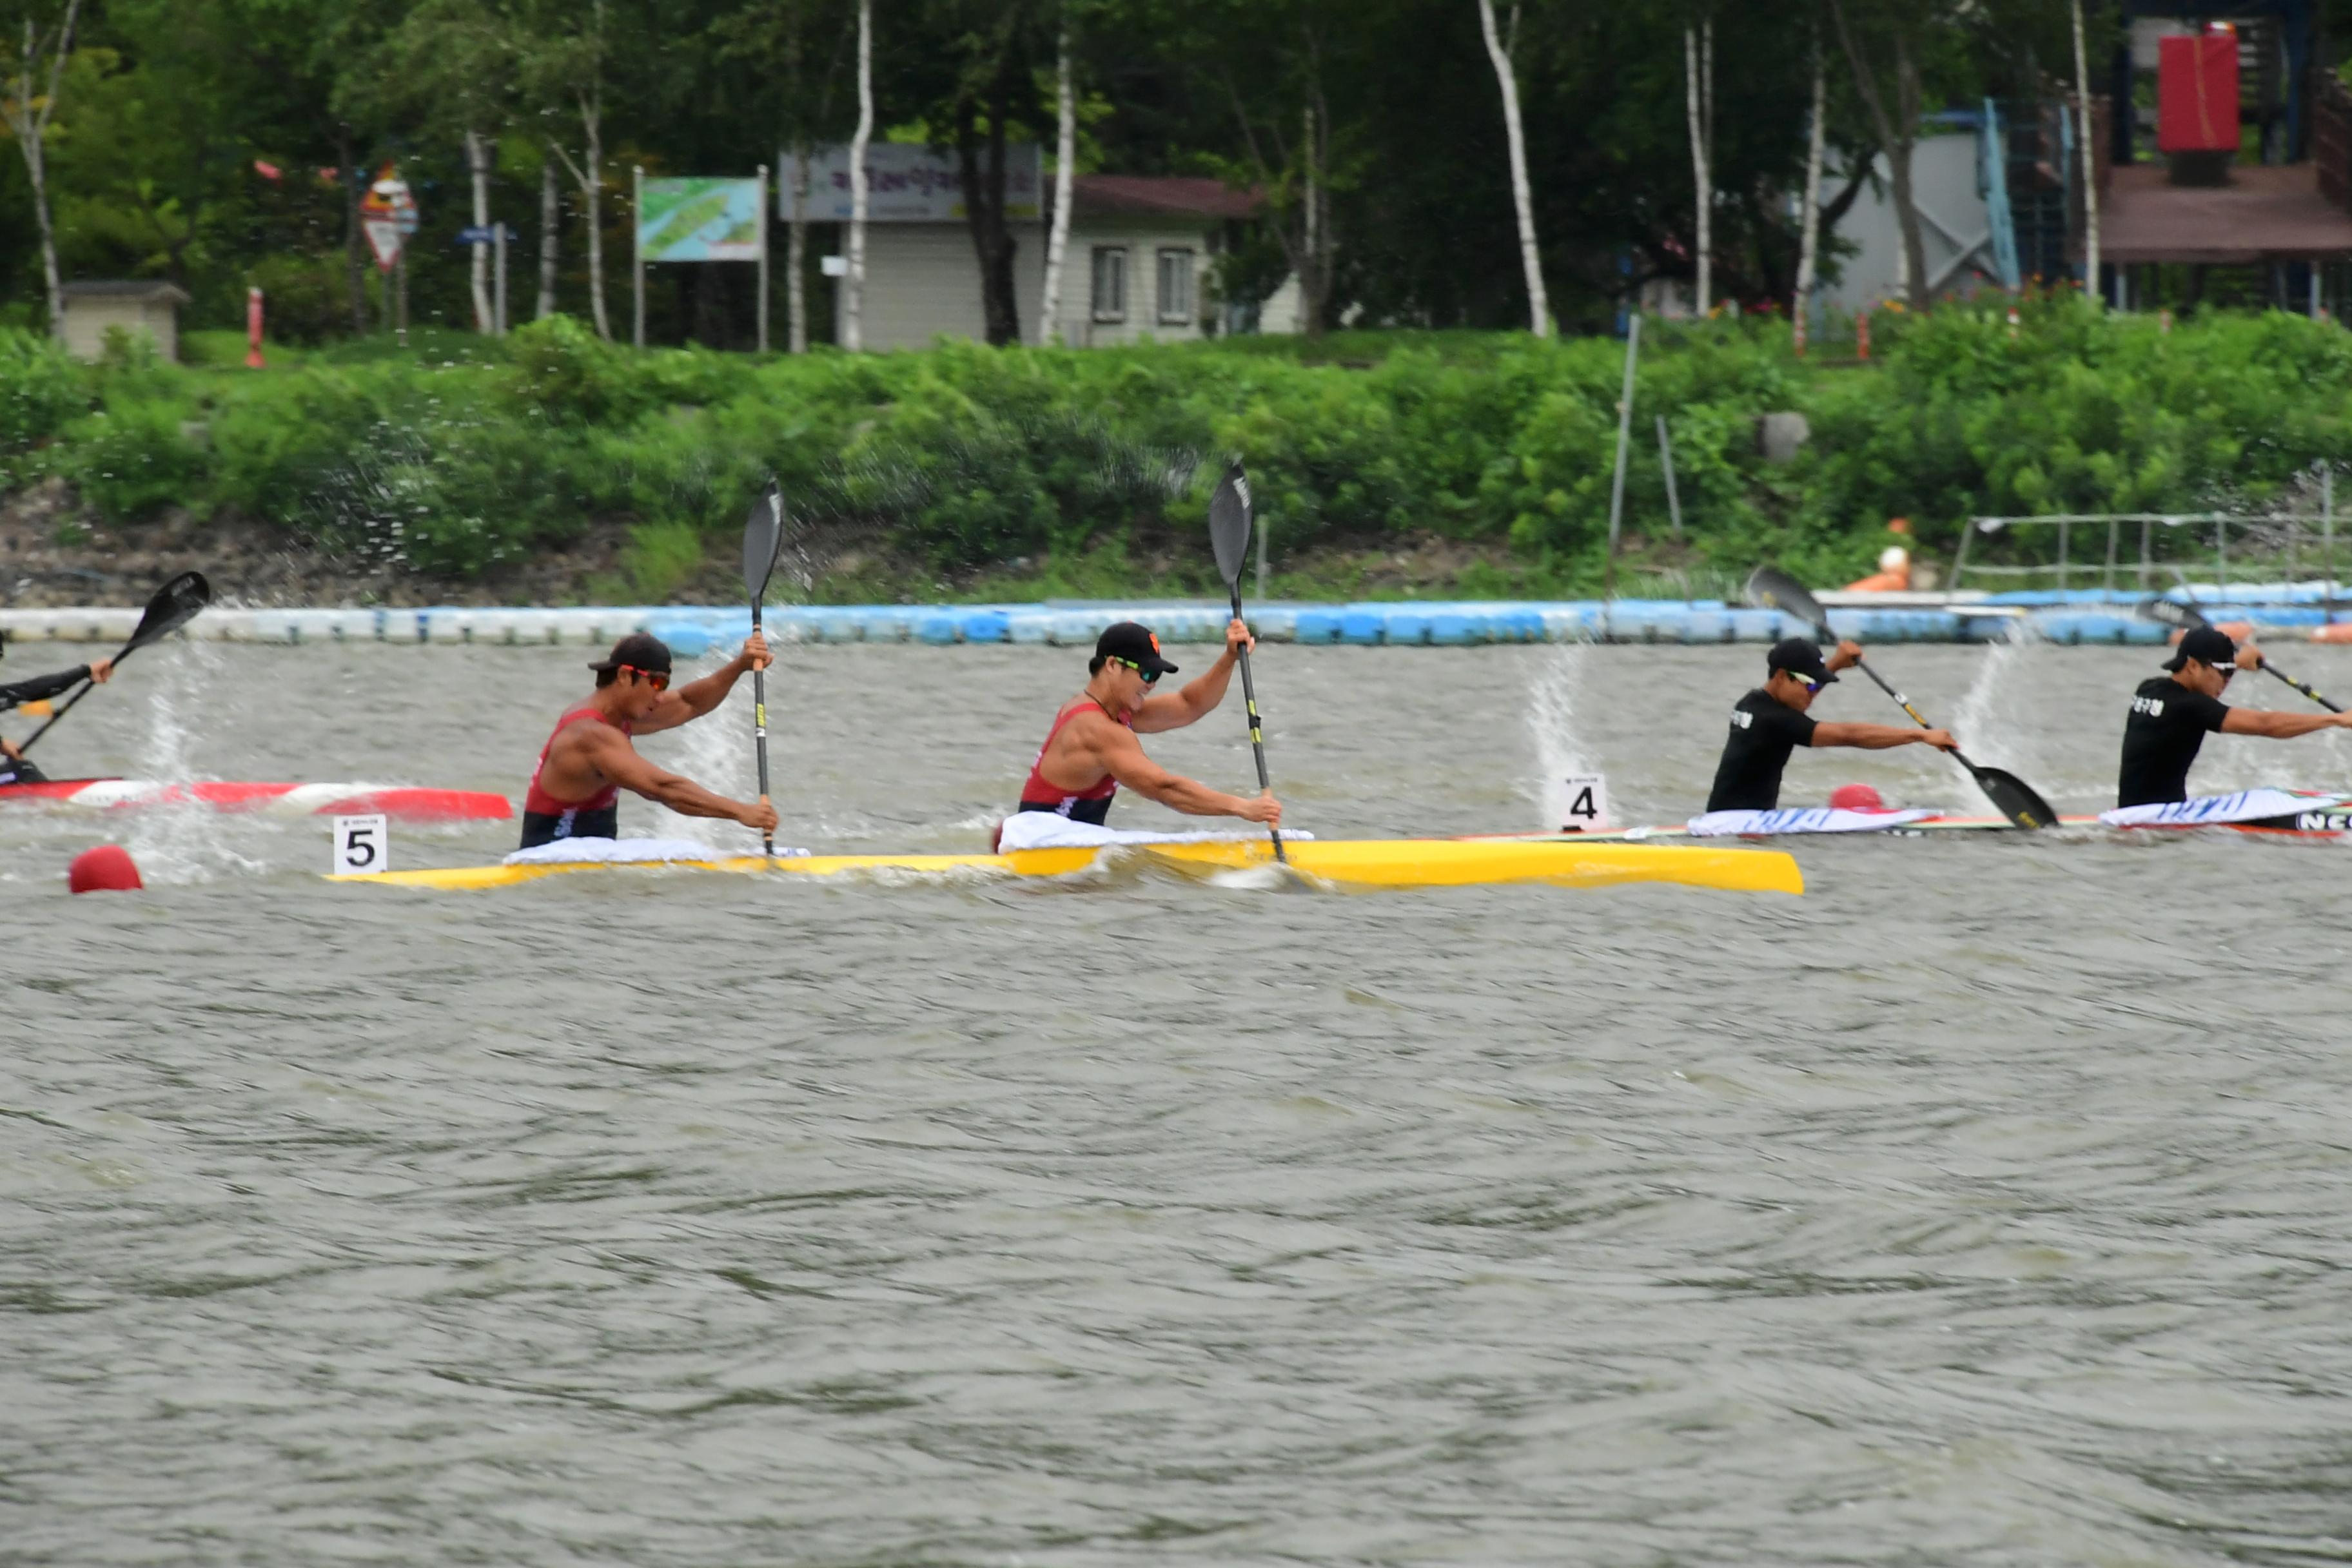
[520,631,780,849]
[1003,619,1282,843]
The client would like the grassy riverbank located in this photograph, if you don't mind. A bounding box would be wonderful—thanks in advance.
[5,304,2351,605]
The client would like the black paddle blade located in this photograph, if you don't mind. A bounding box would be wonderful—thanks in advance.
[2135,595,2209,633]
[742,481,784,603]
[1970,763,2058,830]
[1209,461,1252,588]
[1743,565,1832,638]
[129,571,210,650]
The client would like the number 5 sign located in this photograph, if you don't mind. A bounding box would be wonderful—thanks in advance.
[331,814,389,874]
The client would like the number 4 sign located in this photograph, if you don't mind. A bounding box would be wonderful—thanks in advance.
[1558,774,1611,832]
[332,814,389,875]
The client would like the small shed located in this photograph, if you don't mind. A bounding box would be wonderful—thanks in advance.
[59,280,193,363]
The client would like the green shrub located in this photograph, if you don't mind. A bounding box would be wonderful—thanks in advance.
[28,304,2352,589]
[0,329,88,489]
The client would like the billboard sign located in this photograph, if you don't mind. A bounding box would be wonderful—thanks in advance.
[638,177,764,262]
[779,143,1041,223]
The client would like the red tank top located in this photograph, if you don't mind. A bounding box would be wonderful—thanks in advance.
[524,704,634,815]
[1019,698,1128,810]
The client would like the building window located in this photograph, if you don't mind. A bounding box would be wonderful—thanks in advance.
[1091,247,1128,322]
[1157,249,1195,325]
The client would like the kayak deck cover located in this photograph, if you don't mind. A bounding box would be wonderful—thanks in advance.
[331,838,1804,894]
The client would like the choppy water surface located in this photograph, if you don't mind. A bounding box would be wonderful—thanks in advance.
[8,638,2352,1565]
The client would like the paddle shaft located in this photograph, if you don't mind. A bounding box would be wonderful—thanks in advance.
[17,574,209,754]
[2261,661,2344,712]
[2156,595,2343,712]
[19,640,153,754]
[1843,654,2007,779]
[1806,622,2011,789]
[1226,585,1285,863]
[750,605,774,858]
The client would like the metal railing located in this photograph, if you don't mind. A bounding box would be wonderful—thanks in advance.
[1952,478,2340,596]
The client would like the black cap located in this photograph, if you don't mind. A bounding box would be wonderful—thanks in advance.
[587,631,674,675]
[1094,620,1179,676]
[1767,636,1836,685]
[2164,625,2238,672]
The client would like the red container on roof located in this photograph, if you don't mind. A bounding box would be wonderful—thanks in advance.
[2158,30,2238,154]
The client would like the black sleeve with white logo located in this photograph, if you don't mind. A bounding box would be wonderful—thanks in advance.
[2117,675,2230,807]
[1705,689,1819,812]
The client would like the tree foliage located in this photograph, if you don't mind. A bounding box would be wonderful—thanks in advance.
[0,0,2162,341]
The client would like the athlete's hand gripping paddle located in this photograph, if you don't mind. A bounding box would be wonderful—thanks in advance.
[1745,566,2056,829]
[18,571,211,754]
[2138,593,2343,712]
[1208,460,1284,863]
[742,482,784,859]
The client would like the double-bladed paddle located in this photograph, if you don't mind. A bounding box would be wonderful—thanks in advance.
[1208,460,1284,863]
[1744,565,2056,828]
[18,571,211,754]
[742,482,785,859]
[2137,593,2343,712]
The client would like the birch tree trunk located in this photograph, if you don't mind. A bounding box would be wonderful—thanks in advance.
[787,150,808,353]
[8,3,83,338]
[1300,101,1325,336]
[536,153,559,318]
[579,93,611,339]
[466,128,494,332]
[843,0,872,351]
[2071,0,2101,308]
[1683,21,1711,318]
[1476,0,1549,337]
[1792,38,1826,351]
[1039,21,1075,344]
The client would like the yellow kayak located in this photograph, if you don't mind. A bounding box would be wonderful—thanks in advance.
[328,839,1803,894]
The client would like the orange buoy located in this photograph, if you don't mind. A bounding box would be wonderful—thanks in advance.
[68,844,143,894]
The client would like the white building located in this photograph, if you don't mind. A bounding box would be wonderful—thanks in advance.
[786,146,1253,349]
[59,280,192,362]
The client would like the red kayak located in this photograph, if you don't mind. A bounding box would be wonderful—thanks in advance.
[0,778,512,821]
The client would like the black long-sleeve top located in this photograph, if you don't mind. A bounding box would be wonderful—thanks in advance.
[1,666,91,714]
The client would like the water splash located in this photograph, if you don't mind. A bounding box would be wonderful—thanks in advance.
[124,642,263,884]
[642,649,763,848]
[1950,623,2064,789]
[1526,642,1596,830]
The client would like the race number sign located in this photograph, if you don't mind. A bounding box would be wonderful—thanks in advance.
[1558,774,1611,832]
[331,814,389,875]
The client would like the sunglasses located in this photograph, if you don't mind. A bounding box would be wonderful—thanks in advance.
[624,665,671,691]
[1109,656,1162,685]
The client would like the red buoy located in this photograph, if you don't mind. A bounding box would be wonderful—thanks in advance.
[68,844,144,894]
[1828,783,1888,813]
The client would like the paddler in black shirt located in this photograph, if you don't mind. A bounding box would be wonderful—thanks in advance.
[1705,636,1957,812]
[2117,625,2352,807]
[0,654,112,785]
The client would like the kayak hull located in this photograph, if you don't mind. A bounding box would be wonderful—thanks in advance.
[1513,804,2352,842]
[1,778,512,821]
[331,839,1804,894]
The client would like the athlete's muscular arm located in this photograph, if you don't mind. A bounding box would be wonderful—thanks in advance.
[2221,707,2352,739]
[637,631,773,734]
[570,724,779,830]
[1810,722,1957,751]
[1081,715,1282,823]
[1133,620,1253,734]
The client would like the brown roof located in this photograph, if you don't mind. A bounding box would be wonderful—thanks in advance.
[2097,162,2352,264]
[1070,175,1258,222]
[61,280,193,304]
